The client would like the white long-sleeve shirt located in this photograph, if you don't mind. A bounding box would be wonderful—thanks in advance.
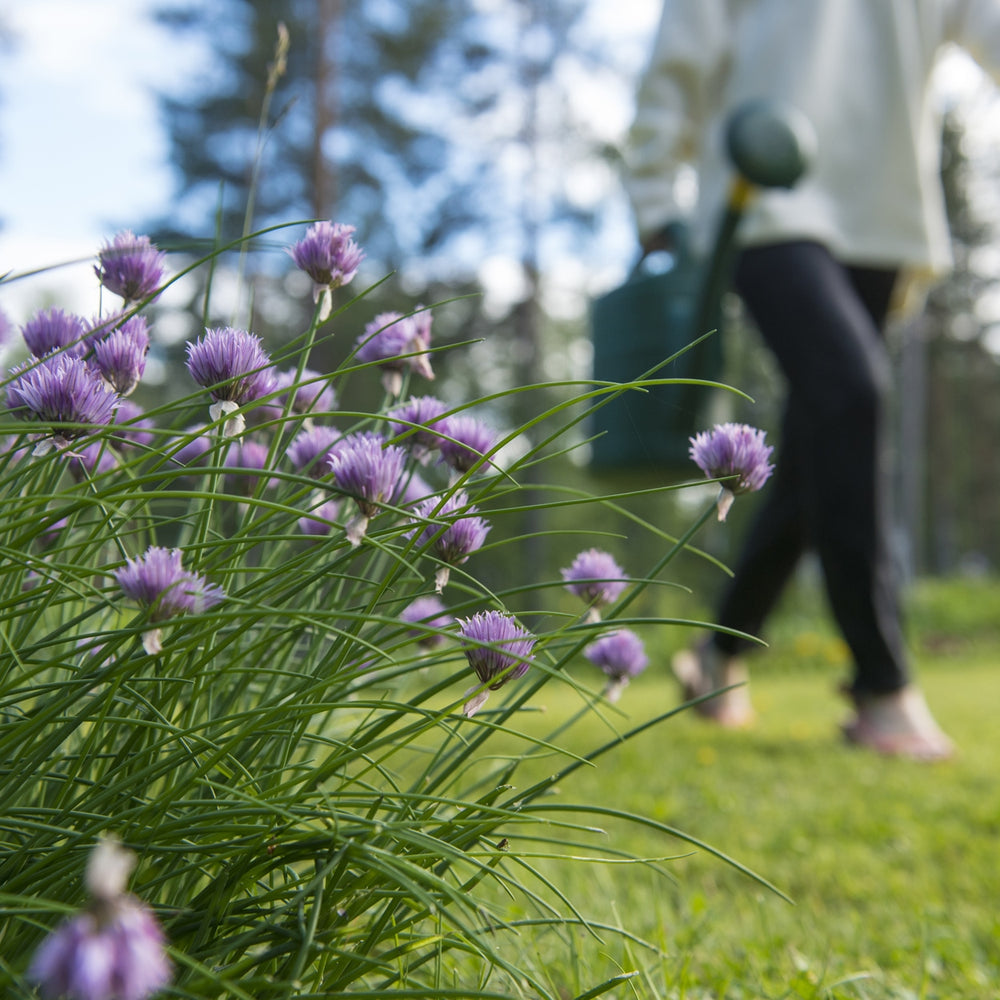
[624,0,1000,276]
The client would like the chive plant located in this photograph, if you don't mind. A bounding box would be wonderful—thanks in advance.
[0,223,774,1000]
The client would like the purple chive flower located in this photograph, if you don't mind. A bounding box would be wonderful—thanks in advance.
[355,311,435,396]
[584,628,649,703]
[112,400,155,451]
[274,367,337,417]
[114,546,224,654]
[412,491,491,591]
[92,317,149,396]
[562,548,627,620]
[457,610,536,717]
[689,422,775,520]
[288,221,364,312]
[29,901,170,1000]
[288,424,341,478]
[438,414,497,475]
[399,470,434,508]
[355,312,410,367]
[21,308,90,359]
[326,431,408,545]
[28,838,170,1000]
[389,395,449,462]
[95,230,166,303]
[185,327,275,403]
[86,311,127,341]
[298,498,342,537]
[224,439,277,495]
[169,425,212,469]
[6,353,119,452]
[400,595,454,648]
[185,327,276,435]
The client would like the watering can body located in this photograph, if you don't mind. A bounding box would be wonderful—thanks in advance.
[589,228,723,470]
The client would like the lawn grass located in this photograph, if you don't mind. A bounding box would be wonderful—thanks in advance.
[501,576,1000,999]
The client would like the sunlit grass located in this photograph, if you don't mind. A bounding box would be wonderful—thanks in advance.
[501,579,1000,999]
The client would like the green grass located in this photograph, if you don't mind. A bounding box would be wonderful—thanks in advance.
[498,577,1000,999]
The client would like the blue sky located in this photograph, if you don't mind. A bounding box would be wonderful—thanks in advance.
[0,0,202,317]
[1,2,179,235]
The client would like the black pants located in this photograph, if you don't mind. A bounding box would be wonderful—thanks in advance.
[712,241,909,696]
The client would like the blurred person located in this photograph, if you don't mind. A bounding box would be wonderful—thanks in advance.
[623,1,1000,760]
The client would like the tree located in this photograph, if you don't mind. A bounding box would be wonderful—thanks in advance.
[151,0,621,281]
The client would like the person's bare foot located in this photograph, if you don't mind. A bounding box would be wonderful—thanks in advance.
[671,642,755,727]
[841,686,955,761]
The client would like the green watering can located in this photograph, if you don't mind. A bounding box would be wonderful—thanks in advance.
[589,98,816,471]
